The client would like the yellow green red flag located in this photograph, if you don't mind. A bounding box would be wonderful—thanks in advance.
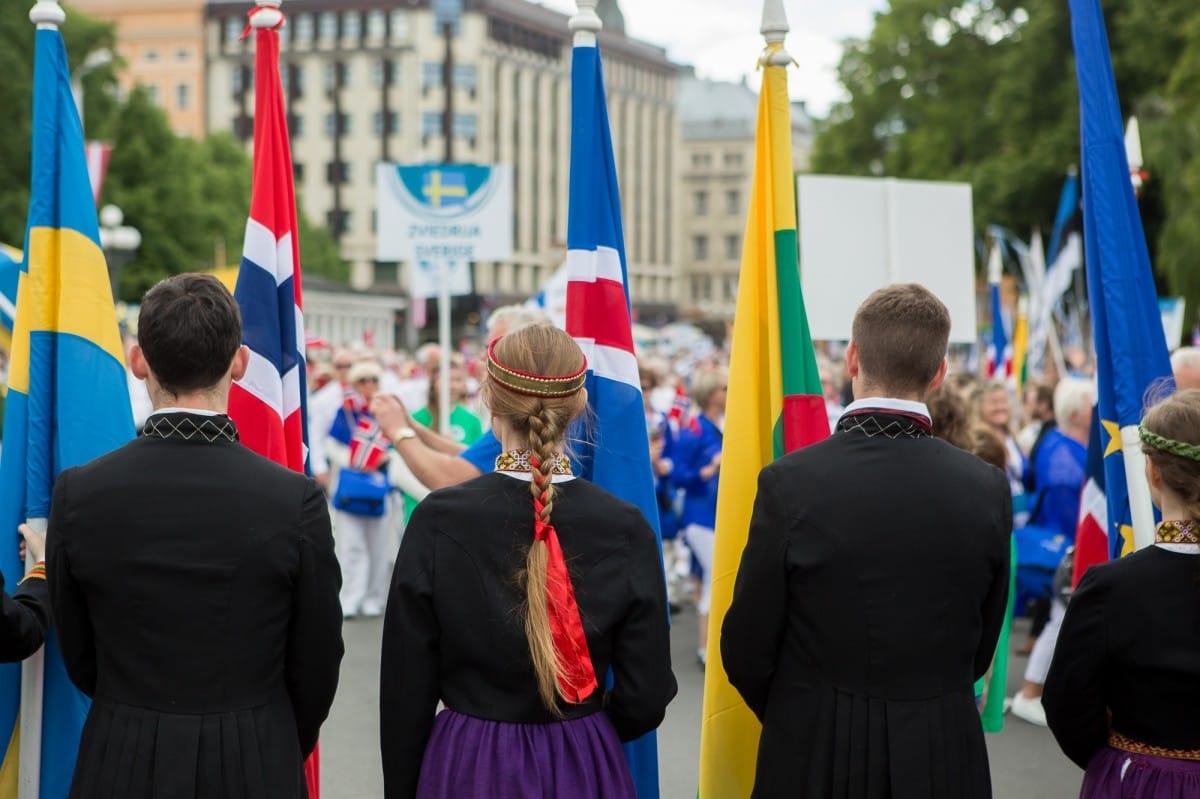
[696,38,831,798]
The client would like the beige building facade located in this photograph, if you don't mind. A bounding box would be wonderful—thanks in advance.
[70,0,207,139]
[676,73,812,320]
[204,0,678,322]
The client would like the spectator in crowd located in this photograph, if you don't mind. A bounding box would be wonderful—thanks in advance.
[1171,346,1200,391]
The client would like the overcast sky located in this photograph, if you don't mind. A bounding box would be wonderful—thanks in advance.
[539,0,886,116]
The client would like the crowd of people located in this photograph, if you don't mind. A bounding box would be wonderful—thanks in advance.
[0,274,1198,797]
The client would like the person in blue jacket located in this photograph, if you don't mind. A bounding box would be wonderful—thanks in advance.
[672,368,726,667]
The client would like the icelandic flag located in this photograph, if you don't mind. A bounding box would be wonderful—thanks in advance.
[223,13,318,797]
[1072,412,1110,583]
[1069,0,1173,553]
[0,22,135,797]
[564,32,665,799]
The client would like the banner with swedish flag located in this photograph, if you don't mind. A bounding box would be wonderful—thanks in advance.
[1068,0,1172,555]
[0,16,134,798]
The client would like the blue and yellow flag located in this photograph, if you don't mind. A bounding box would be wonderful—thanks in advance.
[1068,0,1172,556]
[0,25,133,798]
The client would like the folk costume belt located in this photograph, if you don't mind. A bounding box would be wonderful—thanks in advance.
[1109,730,1200,762]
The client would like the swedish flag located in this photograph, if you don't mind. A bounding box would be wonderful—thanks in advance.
[0,22,133,797]
[1069,0,1173,556]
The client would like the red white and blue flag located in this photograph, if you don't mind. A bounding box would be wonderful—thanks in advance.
[350,418,391,472]
[1072,411,1111,585]
[224,12,319,797]
[564,29,665,799]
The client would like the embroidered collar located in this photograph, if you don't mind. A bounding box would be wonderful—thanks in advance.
[1156,520,1200,547]
[837,397,933,439]
[839,397,931,424]
[143,412,239,443]
[495,450,573,476]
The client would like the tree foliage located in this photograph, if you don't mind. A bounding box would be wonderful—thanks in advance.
[0,1,347,301]
[813,0,1200,322]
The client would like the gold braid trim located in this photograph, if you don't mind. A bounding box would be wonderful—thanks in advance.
[1139,425,1200,462]
[487,339,586,398]
[1109,730,1200,762]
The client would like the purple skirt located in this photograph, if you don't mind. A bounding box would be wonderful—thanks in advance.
[1081,746,1200,798]
[414,710,637,799]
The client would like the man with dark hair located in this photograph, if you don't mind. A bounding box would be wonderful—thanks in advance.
[722,283,1011,798]
[46,273,344,798]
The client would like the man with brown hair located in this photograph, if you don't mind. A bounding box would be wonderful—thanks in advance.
[722,283,1012,798]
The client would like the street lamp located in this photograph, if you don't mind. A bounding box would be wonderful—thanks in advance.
[98,204,141,302]
[71,48,113,132]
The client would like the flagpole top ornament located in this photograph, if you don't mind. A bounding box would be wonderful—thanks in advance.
[29,0,66,29]
[570,0,602,47]
[249,0,283,30]
[761,0,792,66]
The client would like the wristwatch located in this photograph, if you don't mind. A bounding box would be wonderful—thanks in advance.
[391,426,418,442]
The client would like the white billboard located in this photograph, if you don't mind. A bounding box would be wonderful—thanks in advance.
[797,175,977,343]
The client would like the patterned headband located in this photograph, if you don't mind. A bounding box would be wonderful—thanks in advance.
[486,338,587,399]
[1139,425,1200,462]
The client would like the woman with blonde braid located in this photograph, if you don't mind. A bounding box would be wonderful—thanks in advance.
[379,325,676,799]
[1044,389,1200,797]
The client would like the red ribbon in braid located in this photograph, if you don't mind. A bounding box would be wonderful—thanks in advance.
[530,457,598,703]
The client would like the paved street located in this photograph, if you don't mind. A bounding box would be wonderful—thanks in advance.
[323,608,1081,798]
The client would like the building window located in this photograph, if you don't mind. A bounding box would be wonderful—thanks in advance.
[293,162,305,183]
[318,12,338,42]
[342,12,361,42]
[693,235,708,261]
[724,152,744,168]
[324,112,351,136]
[233,114,253,139]
[146,83,160,106]
[326,161,351,185]
[421,111,442,138]
[224,17,241,43]
[324,62,349,92]
[725,189,740,215]
[176,48,190,61]
[724,274,739,301]
[390,9,409,41]
[367,9,387,39]
[176,82,190,111]
[453,64,477,94]
[725,234,740,260]
[693,190,708,216]
[293,14,313,44]
[691,152,711,168]
[145,49,159,62]
[326,210,350,237]
[422,62,442,90]
[373,111,399,136]
[232,67,243,96]
[453,113,477,141]
[288,113,304,137]
[284,63,305,97]
[372,59,396,88]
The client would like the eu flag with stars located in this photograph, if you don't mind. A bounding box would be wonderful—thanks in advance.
[0,23,134,798]
[1069,0,1173,555]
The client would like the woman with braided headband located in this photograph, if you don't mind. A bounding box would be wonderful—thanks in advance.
[380,325,676,799]
[1044,388,1200,798]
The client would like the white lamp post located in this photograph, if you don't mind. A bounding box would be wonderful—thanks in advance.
[98,204,141,301]
[71,47,112,133]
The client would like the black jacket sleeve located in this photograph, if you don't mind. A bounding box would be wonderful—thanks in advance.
[1044,567,1110,769]
[46,469,97,696]
[0,573,49,663]
[380,498,442,799]
[605,506,677,742]
[721,466,790,721]
[285,479,344,757]
[974,469,1013,681]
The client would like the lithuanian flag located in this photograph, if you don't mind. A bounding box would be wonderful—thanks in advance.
[696,15,830,797]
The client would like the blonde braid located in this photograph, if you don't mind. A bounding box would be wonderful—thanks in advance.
[523,404,567,713]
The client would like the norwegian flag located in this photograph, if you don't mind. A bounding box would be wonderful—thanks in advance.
[564,26,665,799]
[349,418,391,472]
[667,384,695,433]
[985,246,1012,381]
[1072,411,1111,585]
[224,9,319,796]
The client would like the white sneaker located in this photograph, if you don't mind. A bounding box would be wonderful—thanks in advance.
[1009,692,1048,727]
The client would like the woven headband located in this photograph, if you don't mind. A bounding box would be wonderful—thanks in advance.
[487,339,587,398]
[1139,425,1200,462]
